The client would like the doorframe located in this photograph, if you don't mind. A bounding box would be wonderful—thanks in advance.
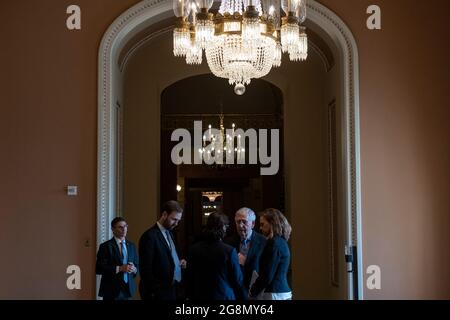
[97,0,363,299]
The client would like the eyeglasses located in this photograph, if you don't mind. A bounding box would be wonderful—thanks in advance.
[115,225,128,229]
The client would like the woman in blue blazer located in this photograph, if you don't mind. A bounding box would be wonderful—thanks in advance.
[249,208,292,300]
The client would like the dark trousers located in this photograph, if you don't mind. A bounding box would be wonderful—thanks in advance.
[102,281,131,300]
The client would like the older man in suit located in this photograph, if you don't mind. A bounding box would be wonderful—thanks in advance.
[96,217,139,300]
[139,200,185,300]
[225,207,267,297]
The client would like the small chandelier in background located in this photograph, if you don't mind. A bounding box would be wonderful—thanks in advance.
[173,0,308,95]
[199,113,245,163]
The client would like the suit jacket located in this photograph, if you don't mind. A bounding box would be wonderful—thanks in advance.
[186,238,246,300]
[139,224,178,300]
[225,231,267,291]
[96,238,139,299]
[249,235,291,297]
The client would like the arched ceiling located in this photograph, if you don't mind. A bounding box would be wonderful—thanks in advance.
[161,74,283,115]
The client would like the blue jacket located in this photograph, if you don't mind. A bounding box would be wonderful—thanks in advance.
[186,239,246,300]
[225,231,267,291]
[250,235,291,296]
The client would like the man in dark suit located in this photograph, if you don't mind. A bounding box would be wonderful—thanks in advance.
[96,217,139,300]
[139,200,185,300]
[225,207,266,297]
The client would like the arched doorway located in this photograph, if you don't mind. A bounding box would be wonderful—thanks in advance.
[159,75,285,258]
[97,0,363,299]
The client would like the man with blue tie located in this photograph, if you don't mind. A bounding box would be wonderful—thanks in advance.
[96,217,139,300]
[225,207,266,297]
[139,200,185,300]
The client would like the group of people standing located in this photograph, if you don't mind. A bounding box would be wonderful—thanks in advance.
[96,200,292,300]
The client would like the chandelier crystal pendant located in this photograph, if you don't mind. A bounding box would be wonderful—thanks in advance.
[173,0,308,95]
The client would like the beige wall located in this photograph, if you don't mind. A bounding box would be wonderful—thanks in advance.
[320,0,450,299]
[1,0,449,299]
[0,0,140,299]
[280,52,341,299]
[123,36,207,247]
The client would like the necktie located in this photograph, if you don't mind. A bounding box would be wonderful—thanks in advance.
[121,241,128,283]
[165,230,181,283]
[240,238,250,256]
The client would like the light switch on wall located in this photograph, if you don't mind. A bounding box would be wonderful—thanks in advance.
[67,186,78,196]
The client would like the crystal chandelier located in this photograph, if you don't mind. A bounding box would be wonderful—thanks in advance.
[173,0,308,95]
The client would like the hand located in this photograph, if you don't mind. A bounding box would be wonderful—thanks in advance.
[180,259,187,269]
[119,264,134,273]
[238,253,246,266]
[128,262,137,273]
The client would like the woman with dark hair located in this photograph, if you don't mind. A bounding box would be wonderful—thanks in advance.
[249,208,292,300]
[186,212,246,300]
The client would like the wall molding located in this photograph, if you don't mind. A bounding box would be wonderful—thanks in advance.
[98,0,363,299]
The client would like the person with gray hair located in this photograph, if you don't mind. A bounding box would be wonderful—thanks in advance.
[225,207,267,297]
